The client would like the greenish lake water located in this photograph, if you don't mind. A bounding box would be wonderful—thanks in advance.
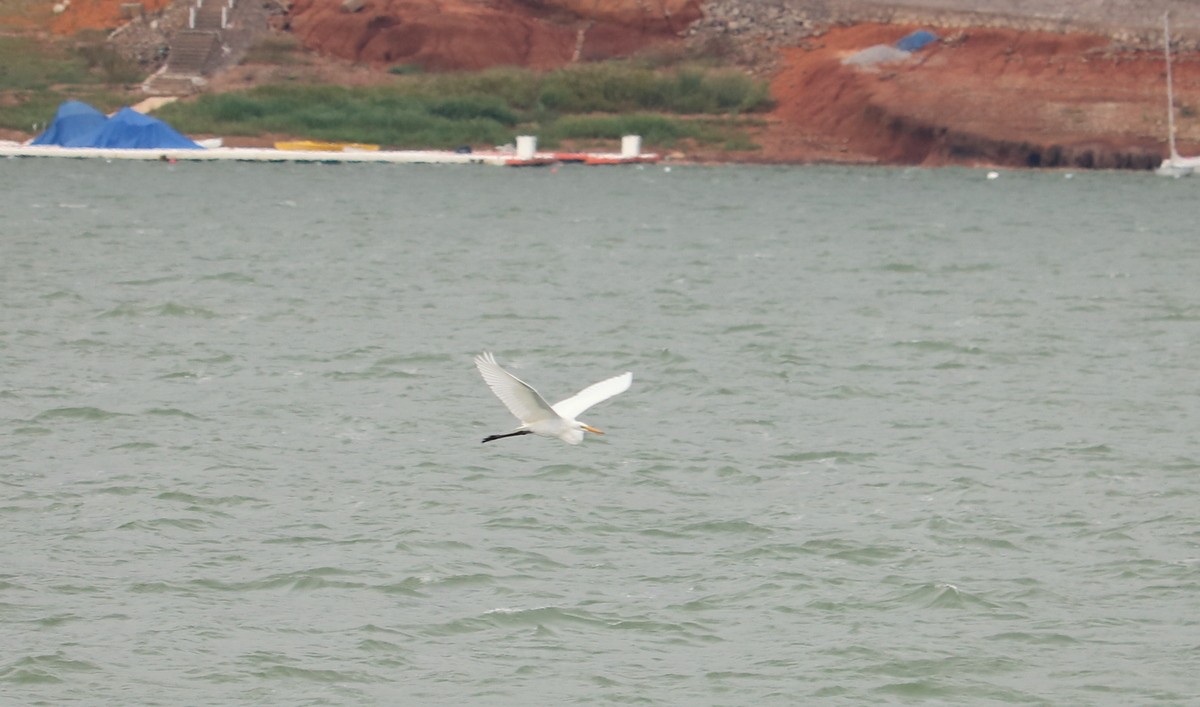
[2,159,1199,704]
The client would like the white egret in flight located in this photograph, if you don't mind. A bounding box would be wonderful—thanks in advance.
[474,352,632,444]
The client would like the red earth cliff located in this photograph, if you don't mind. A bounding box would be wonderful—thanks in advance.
[285,0,701,70]
[50,0,171,34]
[751,23,1197,168]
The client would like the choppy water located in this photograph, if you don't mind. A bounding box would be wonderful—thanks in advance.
[2,159,1199,704]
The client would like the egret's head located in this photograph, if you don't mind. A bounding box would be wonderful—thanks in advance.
[580,423,605,435]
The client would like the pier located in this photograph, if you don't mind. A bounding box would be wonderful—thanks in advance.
[0,135,660,167]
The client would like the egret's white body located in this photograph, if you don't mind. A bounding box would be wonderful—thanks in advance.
[475,352,632,444]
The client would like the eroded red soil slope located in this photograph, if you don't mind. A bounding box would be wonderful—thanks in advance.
[758,23,1198,167]
[285,0,700,70]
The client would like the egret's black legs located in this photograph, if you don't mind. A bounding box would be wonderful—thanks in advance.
[482,430,533,443]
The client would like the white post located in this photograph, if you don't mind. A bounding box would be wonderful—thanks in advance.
[621,135,641,158]
[221,6,227,27]
[188,6,195,27]
[516,135,536,160]
[1164,12,1180,161]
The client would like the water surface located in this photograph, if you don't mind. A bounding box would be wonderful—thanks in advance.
[2,159,1199,703]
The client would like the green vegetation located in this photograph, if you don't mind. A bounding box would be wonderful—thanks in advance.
[419,63,770,114]
[535,64,768,114]
[156,64,771,150]
[0,32,142,88]
[387,64,424,76]
[0,35,95,90]
[0,33,145,131]
[533,114,760,151]
[0,28,769,153]
[241,35,307,66]
[155,85,519,147]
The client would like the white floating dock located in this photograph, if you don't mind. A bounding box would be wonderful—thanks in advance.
[0,137,661,167]
[0,144,512,165]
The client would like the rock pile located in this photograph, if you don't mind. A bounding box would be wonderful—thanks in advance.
[686,0,1200,65]
[108,2,194,70]
[683,1,825,71]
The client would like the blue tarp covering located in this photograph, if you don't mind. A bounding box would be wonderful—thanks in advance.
[31,102,201,149]
[30,100,108,147]
[895,30,938,52]
[88,107,201,149]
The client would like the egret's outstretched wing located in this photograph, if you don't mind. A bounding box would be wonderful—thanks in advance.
[475,352,557,424]
[552,371,632,421]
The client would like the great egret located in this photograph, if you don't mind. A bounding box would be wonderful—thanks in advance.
[474,352,632,445]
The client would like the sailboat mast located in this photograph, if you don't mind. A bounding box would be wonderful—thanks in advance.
[1165,11,1180,160]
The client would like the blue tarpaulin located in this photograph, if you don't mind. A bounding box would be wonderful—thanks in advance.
[31,102,201,149]
[895,30,938,52]
[87,107,201,149]
[30,100,109,147]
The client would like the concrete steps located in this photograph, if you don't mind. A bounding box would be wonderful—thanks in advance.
[142,28,219,95]
[165,30,221,75]
[141,0,271,96]
[192,1,225,31]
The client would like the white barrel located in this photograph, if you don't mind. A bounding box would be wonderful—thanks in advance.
[621,135,641,158]
[516,135,537,160]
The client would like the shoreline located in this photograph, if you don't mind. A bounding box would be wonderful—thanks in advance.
[4,18,1196,170]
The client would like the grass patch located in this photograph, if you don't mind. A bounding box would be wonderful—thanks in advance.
[412,63,771,114]
[0,31,147,132]
[387,64,423,76]
[418,67,543,111]
[542,114,695,146]
[242,34,307,66]
[154,61,770,150]
[0,32,145,89]
[154,84,518,147]
[0,35,96,90]
[538,114,761,150]
[539,64,767,113]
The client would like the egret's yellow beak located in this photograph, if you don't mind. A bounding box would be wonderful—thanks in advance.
[581,424,605,435]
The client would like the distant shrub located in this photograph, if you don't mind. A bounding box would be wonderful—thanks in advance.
[547,114,691,146]
[388,63,423,75]
[243,35,306,66]
[422,67,542,110]
[533,63,770,115]
[428,96,517,125]
[208,94,267,122]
